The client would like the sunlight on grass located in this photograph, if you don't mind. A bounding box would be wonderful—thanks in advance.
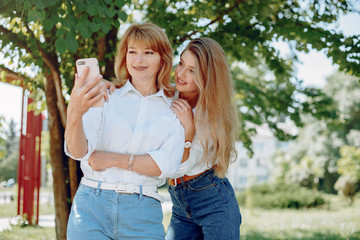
[240,194,360,240]
[0,225,55,240]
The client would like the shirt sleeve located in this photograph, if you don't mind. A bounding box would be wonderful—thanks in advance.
[64,106,104,161]
[167,134,206,178]
[147,118,185,178]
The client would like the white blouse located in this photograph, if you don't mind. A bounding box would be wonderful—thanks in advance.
[65,81,185,187]
[169,133,214,179]
[168,94,215,179]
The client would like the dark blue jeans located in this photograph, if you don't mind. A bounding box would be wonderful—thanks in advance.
[166,169,241,240]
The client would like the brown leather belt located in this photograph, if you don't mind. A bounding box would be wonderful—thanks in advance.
[168,170,208,186]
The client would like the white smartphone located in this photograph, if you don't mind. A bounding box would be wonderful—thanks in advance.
[75,58,104,107]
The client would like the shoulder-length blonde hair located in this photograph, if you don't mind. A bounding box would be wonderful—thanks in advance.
[184,37,238,178]
[114,23,175,97]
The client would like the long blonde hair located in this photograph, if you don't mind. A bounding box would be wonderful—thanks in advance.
[114,23,175,97]
[184,38,238,178]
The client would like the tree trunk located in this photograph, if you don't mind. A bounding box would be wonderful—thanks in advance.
[45,72,70,240]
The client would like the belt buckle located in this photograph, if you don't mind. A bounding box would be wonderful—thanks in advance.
[171,178,177,186]
[115,183,134,194]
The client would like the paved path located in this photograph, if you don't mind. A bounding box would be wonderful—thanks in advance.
[0,199,173,232]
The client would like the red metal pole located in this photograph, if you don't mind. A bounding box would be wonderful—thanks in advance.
[17,94,42,225]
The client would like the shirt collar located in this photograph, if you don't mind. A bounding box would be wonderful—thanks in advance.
[118,80,173,106]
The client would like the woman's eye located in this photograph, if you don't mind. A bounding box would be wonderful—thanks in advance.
[128,51,136,54]
[145,51,154,55]
[178,61,183,66]
[189,69,195,74]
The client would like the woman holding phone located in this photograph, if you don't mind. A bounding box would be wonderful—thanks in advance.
[65,23,184,239]
[88,37,242,239]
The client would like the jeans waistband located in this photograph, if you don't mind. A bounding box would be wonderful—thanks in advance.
[170,168,215,188]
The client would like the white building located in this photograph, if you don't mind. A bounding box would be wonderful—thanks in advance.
[227,123,294,190]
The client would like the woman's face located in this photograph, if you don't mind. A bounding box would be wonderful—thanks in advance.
[175,50,199,96]
[126,40,161,84]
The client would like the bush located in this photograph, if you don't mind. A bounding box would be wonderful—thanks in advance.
[241,183,326,209]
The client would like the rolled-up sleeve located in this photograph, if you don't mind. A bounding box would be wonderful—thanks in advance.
[147,119,185,178]
[167,135,205,179]
[64,107,104,161]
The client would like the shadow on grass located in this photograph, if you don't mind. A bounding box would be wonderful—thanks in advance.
[241,230,360,240]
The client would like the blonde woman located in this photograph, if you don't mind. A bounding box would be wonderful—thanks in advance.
[65,23,184,239]
[166,38,242,240]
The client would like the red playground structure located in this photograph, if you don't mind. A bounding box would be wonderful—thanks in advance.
[17,94,42,225]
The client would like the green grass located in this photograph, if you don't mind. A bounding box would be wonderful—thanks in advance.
[0,225,55,240]
[239,194,360,240]
[0,185,55,218]
[1,189,360,240]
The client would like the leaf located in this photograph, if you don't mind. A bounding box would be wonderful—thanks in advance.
[56,28,66,37]
[80,26,92,39]
[55,38,67,54]
[100,22,110,34]
[43,15,58,31]
[114,0,125,8]
[66,33,79,53]
[89,22,101,33]
[86,4,97,16]
[35,0,45,10]
[118,11,127,22]
[27,9,46,22]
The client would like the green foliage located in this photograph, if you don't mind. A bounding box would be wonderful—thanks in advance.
[0,119,19,182]
[243,183,326,209]
[338,145,360,180]
[334,175,358,205]
[140,0,360,152]
[271,71,360,193]
[0,0,128,95]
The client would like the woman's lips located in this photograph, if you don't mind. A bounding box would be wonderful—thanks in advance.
[133,66,147,71]
[177,78,186,85]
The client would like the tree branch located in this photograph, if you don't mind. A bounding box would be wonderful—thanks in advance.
[177,0,245,43]
[0,25,34,56]
[25,24,67,128]
[0,66,25,88]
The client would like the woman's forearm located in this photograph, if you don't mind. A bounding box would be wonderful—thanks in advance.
[89,151,162,177]
[65,115,88,158]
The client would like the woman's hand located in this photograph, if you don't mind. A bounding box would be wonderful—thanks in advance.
[88,150,113,171]
[67,67,105,118]
[170,99,195,141]
[101,79,116,102]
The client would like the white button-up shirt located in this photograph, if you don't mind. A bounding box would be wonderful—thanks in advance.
[65,81,185,187]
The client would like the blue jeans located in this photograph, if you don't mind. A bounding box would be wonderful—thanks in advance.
[67,184,164,240]
[166,169,241,240]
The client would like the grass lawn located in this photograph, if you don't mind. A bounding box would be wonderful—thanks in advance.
[0,225,55,240]
[0,185,55,218]
[239,194,360,240]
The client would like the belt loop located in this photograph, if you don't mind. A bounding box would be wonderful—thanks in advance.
[95,181,101,196]
[180,177,185,184]
[138,185,143,201]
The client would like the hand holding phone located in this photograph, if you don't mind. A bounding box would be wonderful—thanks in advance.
[76,58,104,107]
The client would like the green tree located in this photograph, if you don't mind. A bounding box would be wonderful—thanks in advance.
[142,0,359,151]
[272,72,360,193]
[335,145,360,205]
[0,119,19,182]
[0,0,359,238]
[0,1,128,238]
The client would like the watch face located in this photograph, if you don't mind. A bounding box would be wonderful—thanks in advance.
[184,141,192,148]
